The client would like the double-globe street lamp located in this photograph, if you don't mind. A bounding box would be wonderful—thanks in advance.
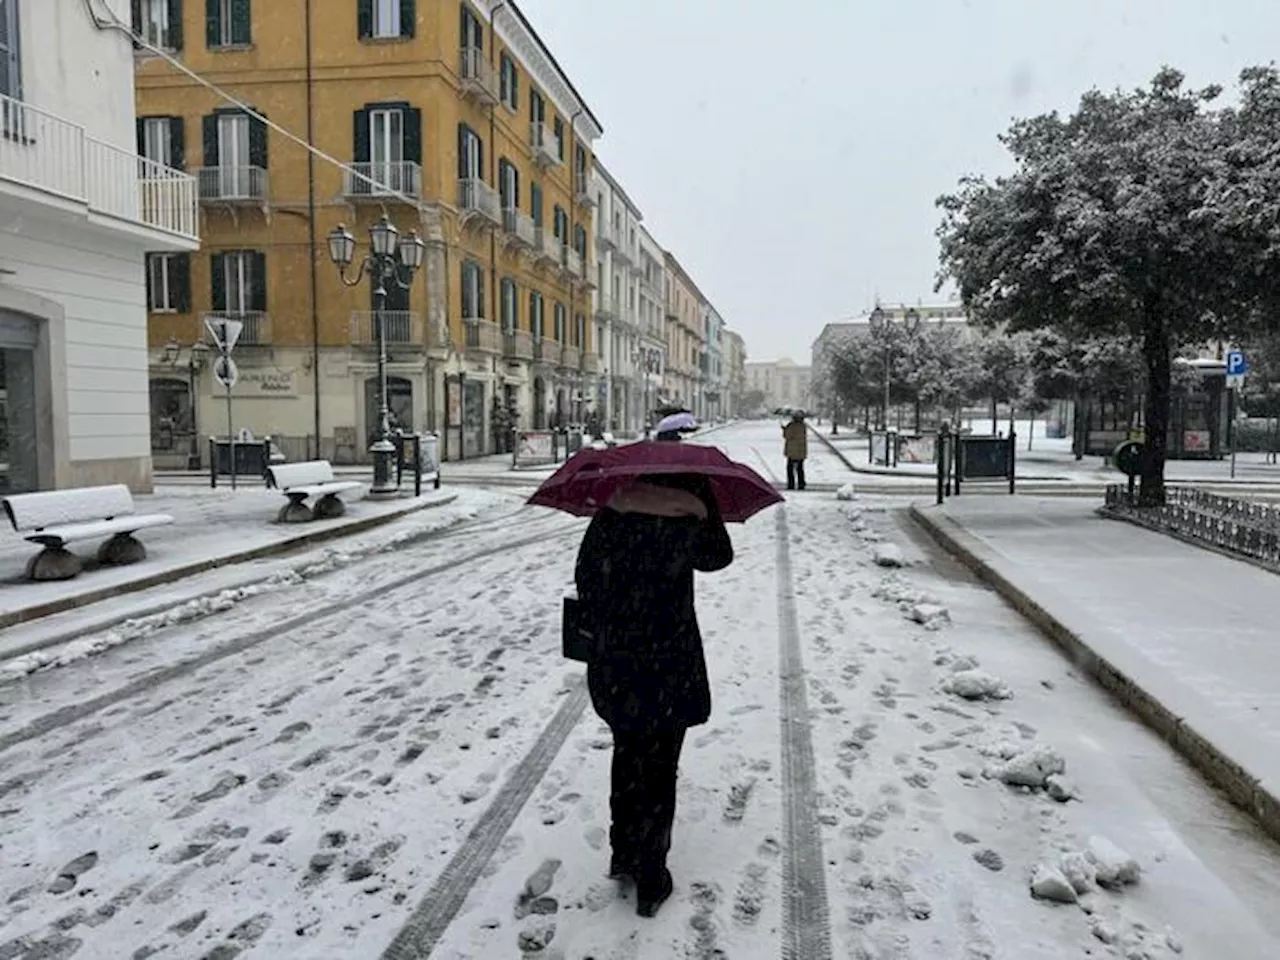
[160,338,210,469]
[868,305,921,431]
[327,215,425,495]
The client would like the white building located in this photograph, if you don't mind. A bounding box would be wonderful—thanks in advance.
[0,0,199,493]
[745,358,812,413]
[636,225,666,428]
[703,302,726,421]
[591,161,644,433]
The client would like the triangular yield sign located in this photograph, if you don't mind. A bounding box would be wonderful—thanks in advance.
[204,316,244,352]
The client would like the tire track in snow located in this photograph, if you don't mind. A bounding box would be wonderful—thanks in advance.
[0,522,584,755]
[776,506,833,960]
[379,679,589,959]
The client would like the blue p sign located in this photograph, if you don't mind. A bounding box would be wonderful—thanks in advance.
[1227,350,1248,376]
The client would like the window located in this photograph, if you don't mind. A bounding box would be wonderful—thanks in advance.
[457,124,483,181]
[460,2,482,51]
[146,253,191,313]
[530,291,544,339]
[0,0,20,100]
[135,0,183,50]
[352,102,422,193]
[500,54,518,110]
[203,109,266,196]
[573,224,587,259]
[530,90,545,126]
[359,0,415,39]
[553,206,567,243]
[137,116,185,170]
[554,303,566,342]
[575,313,586,348]
[206,0,252,48]
[211,251,266,315]
[500,278,518,334]
[530,182,543,226]
[553,117,564,160]
[461,260,484,319]
[498,158,519,210]
[574,145,587,186]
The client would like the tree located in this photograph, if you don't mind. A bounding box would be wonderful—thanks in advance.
[937,67,1280,505]
[971,333,1028,433]
[905,326,983,428]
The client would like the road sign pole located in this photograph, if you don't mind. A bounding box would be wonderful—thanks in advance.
[1230,384,1237,480]
[226,349,236,491]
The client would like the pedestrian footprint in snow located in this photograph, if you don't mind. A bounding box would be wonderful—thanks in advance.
[574,472,734,917]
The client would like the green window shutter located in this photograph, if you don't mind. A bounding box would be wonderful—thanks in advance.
[169,117,185,170]
[250,251,267,312]
[531,183,542,225]
[205,0,219,46]
[352,108,370,163]
[357,0,372,38]
[210,252,227,311]
[457,124,467,180]
[231,0,251,44]
[135,118,145,156]
[173,254,192,312]
[167,0,184,49]
[403,107,422,164]
[202,114,218,167]
[248,111,267,168]
[400,0,415,37]
[144,254,155,310]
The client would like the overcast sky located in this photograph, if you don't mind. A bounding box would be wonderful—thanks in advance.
[517,0,1280,363]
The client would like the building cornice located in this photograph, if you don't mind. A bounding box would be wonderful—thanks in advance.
[480,1,604,143]
[593,159,643,219]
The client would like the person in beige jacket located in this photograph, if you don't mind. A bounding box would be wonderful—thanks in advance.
[782,411,808,490]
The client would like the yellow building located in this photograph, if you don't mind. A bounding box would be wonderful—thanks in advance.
[663,251,707,415]
[134,0,601,464]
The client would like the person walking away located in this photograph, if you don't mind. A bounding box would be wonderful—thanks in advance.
[574,473,734,917]
[782,411,808,490]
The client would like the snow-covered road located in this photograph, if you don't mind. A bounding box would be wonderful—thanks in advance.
[1,422,1278,959]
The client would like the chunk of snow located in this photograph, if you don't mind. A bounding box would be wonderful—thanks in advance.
[909,603,950,629]
[836,483,858,501]
[940,669,1011,701]
[1085,836,1140,888]
[990,744,1066,788]
[872,544,907,568]
[1059,851,1097,894]
[1091,919,1118,944]
[949,655,981,673]
[1045,774,1079,803]
[1030,863,1078,903]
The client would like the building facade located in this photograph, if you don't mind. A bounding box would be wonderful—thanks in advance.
[134,0,601,463]
[723,328,746,417]
[702,302,725,421]
[635,225,666,429]
[590,161,642,433]
[745,358,811,413]
[1,0,199,493]
[663,251,705,416]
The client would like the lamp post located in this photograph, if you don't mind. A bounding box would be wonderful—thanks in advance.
[326,216,425,495]
[868,306,921,431]
[633,347,660,438]
[162,338,210,470]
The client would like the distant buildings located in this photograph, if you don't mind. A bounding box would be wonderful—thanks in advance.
[745,359,812,413]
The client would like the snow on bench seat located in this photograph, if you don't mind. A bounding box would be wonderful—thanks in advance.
[265,460,363,523]
[1,484,174,581]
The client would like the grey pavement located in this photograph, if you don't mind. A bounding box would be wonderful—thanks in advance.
[912,495,1280,841]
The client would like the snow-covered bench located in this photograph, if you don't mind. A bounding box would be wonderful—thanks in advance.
[2,484,174,581]
[265,460,363,523]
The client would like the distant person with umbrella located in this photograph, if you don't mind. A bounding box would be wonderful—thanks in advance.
[528,431,781,917]
[782,410,808,490]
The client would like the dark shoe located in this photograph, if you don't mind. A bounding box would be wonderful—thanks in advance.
[635,867,674,918]
[608,853,635,881]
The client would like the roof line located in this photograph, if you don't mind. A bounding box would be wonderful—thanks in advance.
[504,0,604,134]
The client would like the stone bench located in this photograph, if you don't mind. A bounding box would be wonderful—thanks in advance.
[265,460,363,523]
[2,484,174,581]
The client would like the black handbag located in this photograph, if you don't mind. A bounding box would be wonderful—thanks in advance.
[562,596,597,662]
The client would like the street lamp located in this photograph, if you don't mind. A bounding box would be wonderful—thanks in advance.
[868,305,921,431]
[633,347,661,438]
[326,216,425,495]
[162,338,210,469]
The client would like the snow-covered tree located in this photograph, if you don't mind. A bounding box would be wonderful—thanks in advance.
[937,67,1280,505]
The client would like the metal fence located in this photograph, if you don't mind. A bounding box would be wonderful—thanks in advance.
[1104,484,1280,566]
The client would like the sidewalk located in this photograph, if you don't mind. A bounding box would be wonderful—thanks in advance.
[910,496,1280,843]
[0,484,459,630]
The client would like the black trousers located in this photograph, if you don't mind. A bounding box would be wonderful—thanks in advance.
[786,458,806,490]
[610,727,686,872]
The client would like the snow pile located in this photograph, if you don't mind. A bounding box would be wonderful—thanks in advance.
[836,483,858,501]
[908,602,950,630]
[1031,837,1141,908]
[1030,863,1078,904]
[982,742,1066,788]
[872,544,907,568]
[1085,835,1141,888]
[872,576,937,608]
[941,669,1012,701]
[1045,774,1079,803]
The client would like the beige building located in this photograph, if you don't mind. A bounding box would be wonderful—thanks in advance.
[724,329,747,415]
[745,358,811,413]
[662,251,705,414]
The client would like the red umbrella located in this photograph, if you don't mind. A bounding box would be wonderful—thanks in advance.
[527,441,782,523]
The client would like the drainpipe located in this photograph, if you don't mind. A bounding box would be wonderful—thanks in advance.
[305,0,321,458]
[568,107,585,415]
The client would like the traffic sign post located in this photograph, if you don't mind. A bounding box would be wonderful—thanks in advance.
[1225,352,1247,480]
[205,319,243,489]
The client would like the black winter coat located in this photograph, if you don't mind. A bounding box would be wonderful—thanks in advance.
[574,504,733,733]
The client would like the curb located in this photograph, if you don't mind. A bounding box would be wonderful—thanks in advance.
[907,502,1280,847]
[0,491,459,633]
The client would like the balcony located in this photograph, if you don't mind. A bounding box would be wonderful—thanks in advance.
[595,294,615,320]
[0,93,198,245]
[502,207,536,248]
[464,317,501,355]
[559,344,581,370]
[533,226,561,266]
[503,329,534,362]
[197,166,268,205]
[202,311,269,346]
[350,311,436,350]
[581,353,600,376]
[343,162,422,201]
[533,337,558,365]
[458,178,501,227]
[460,47,500,106]
[562,247,584,281]
[575,180,596,208]
[530,122,561,168]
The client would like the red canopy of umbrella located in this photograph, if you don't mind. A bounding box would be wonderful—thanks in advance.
[526,441,782,523]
